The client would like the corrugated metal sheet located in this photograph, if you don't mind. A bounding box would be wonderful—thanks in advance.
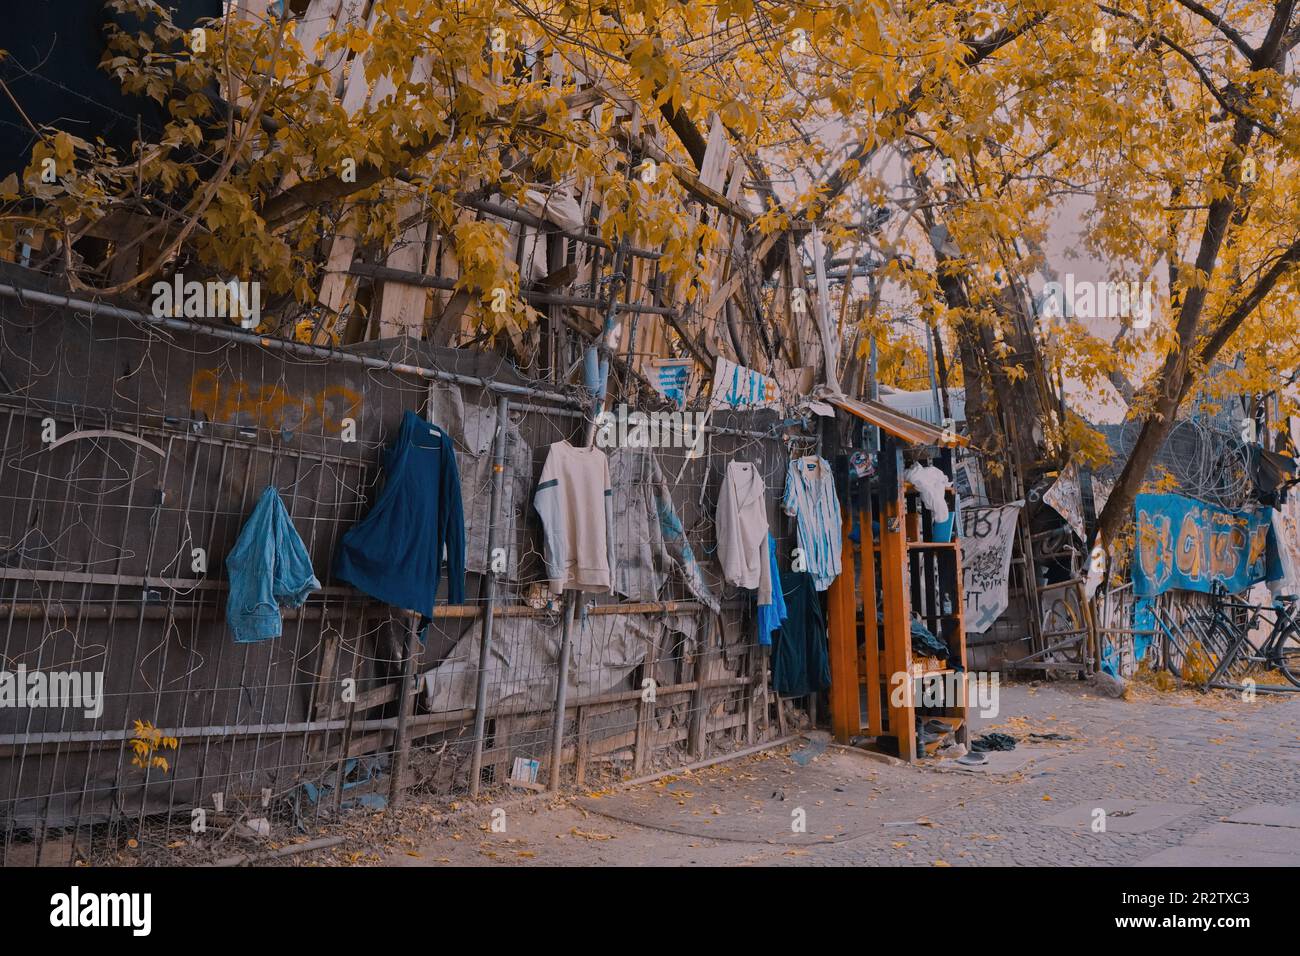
[877,387,966,425]
[826,393,968,447]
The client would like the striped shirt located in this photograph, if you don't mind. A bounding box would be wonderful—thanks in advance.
[782,455,842,591]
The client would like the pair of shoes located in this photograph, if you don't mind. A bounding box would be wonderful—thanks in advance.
[956,752,988,766]
[923,719,951,735]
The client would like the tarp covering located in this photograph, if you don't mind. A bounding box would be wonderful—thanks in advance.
[421,611,696,715]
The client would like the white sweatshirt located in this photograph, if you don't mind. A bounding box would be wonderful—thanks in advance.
[534,440,615,594]
[716,460,771,603]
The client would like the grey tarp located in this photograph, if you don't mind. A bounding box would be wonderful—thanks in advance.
[608,445,719,614]
[421,611,694,715]
[609,445,667,602]
[429,382,531,579]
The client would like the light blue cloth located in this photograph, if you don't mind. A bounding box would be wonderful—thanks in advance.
[757,534,787,646]
[227,486,320,643]
[1133,598,1155,663]
[782,455,842,591]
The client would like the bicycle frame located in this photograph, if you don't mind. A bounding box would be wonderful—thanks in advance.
[1205,589,1300,693]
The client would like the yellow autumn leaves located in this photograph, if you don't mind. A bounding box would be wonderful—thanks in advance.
[130,719,178,774]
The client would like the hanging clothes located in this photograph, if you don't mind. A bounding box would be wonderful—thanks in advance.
[534,440,615,594]
[334,410,466,615]
[610,445,668,603]
[772,570,830,696]
[226,486,320,643]
[782,455,842,591]
[716,460,771,600]
[427,381,532,580]
[756,534,787,647]
[904,461,951,523]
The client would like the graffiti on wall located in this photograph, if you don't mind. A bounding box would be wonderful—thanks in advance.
[189,368,361,435]
[1133,492,1274,597]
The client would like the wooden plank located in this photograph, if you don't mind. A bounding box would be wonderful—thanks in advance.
[574,706,590,787]
[698,114,730,192]
[826,517,859,744]
[633,638,659,773]
[388,621,421,806]
[363,52,437,338]
[687,616,714,757]
[879,437,917,761]
[809,225,841,391]
[744,641,757,745]
[309,633,340,721]
[310,0,377,341]
[374,200,430,337]
[861,500,882,736]
[701,229,777,323]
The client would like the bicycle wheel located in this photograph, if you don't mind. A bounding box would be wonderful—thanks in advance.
[1170,613,1225,685]
[1274,625,1300,688]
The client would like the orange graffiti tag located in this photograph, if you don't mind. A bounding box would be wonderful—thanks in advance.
[189,368,361,435]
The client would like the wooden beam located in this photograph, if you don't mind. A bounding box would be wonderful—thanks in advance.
[826,517,860,743]
[879,436,917,761]
[860,498,882,736]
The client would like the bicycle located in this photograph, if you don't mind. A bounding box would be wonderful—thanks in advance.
[1156,590,1234,683]
[1155,583,1300,690]
[1202,585,1300,690]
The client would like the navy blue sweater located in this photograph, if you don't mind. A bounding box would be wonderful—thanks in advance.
[335,411,466,614]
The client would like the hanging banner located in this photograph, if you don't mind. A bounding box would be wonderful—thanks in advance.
[709,357,781,411]
[960,501,1023,633]
[1268,498,1300,597]
[1133,493,1275,597]
[1043,461,1086,542]
[646,358,693,409]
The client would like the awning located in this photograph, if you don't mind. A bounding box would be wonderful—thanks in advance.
[823,392,968,448]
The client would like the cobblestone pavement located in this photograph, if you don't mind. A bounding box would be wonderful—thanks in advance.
[388,681,1300,866]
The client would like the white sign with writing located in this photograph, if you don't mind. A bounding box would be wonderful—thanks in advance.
[960,501,1023,634]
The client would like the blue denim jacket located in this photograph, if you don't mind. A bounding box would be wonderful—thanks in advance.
[226,486,320,643]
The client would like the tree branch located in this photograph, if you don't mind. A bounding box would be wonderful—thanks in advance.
[1173,0,1257,60]
[759,11,1049,277]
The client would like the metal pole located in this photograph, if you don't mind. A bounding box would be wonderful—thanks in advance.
[548,592,577,791]
[545,232,627,791]
[388,616,420,807]
[348,263,677,317]
[0,284,580,408]
[469,395,510,797]
[924,317,941,424]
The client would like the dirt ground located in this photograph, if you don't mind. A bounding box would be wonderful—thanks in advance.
[356,679,1300,867]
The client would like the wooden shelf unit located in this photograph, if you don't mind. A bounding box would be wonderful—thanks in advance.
[826,433,969,762]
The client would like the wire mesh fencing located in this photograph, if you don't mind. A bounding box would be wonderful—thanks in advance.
[0,295,808,865]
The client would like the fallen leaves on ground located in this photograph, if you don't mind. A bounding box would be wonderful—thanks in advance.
[569,827,614,841]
